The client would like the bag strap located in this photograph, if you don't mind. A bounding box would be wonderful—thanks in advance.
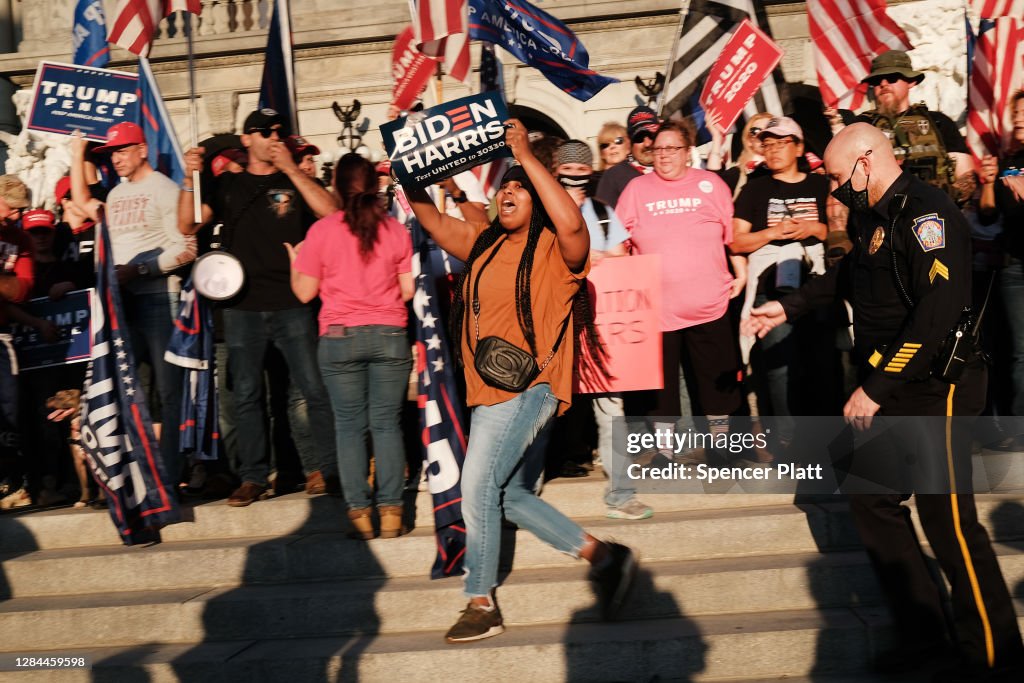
[591,199,610,240]
[467,235,572,371]
[222,178,271,252]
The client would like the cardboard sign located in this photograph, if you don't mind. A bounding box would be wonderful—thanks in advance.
[27,61,139,141]
[392,26,439,112]
[575,255,663,394]
[12,289,94,371]
[699,19,783,133]
[381,92,513,188]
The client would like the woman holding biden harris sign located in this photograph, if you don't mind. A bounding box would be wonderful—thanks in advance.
[405,120,637,644]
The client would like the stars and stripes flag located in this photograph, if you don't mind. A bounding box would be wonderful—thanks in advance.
[137,57,187,185]
[967,16,1024,161]
[473,43,508,198]
[259,0,299,132]
[165,280,219,462]
[660,0,786,144]
[108,1,202,57]
[79,214,180,546]
[73,0,111,67]
[807,0,913,109]
[411,219,468,579]
[411,0,470,83]
[972,0,1024,16]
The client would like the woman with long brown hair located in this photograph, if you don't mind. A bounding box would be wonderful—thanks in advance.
[288,153,414,540]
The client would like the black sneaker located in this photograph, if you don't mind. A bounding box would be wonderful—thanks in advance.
[588,542,637,620]
[444,601,505,643]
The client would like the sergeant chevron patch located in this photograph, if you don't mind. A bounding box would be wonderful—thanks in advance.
[928,259,949,284]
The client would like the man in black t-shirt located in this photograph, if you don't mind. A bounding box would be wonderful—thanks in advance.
[180,109,340,506]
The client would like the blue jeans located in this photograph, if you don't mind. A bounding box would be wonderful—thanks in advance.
[223,307,336,486]
[593,395,636,507]
[462,383,586,597]
[122,290,183,482]
[752,293,795,443]
[317,325,411,510]
[1002,259,1024,417]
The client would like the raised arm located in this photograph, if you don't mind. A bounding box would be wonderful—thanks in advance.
[404,185,484,263]
[179,147,215,235]
[70,132,104,223]
[505,119,589,271]
[268,142,339,218]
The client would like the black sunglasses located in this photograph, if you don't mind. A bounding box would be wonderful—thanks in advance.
[599,136,625,150]
[748,127,763,138]
[247,126,288,138]
[864,73,907,87]
[631,131,656,144]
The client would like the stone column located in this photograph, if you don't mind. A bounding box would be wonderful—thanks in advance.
[0,0,17,171]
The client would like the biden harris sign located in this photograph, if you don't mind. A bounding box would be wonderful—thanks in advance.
[381,92,513,188]
[27,61,139,142]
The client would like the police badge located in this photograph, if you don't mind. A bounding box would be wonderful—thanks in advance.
[869,226,885,254]
[911,213,946,252]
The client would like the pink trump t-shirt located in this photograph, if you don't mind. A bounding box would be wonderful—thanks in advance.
[293,212,413,335]
[615,168,734,331]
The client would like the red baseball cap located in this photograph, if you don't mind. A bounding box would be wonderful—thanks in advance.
[55,176,72,203]
[23,209,56,230]
[94,122,145,153]
[285,135,320,157]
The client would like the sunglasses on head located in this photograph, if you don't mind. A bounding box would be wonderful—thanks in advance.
[599,136,625,150]
[865,73,906,87]
[247,125,288,138]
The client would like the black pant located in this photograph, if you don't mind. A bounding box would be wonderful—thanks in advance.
[847,364,1023,668]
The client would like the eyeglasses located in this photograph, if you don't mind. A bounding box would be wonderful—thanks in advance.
[599,137,625,150]
[631,131,656,144]
[748,127,763,138]
[865,73,906,87]
[247,126,287,139]
[652,145,687,155]
[761,138,796,151]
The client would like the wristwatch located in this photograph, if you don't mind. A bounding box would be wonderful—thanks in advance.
[136,263,150,277]
[452,192,468,204]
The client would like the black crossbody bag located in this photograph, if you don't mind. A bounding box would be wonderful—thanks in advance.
[467,236,571,393]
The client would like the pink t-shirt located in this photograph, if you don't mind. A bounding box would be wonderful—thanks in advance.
[616,168,734,331]
[293,212,413,335]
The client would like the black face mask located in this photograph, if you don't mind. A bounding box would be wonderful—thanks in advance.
[557,173,592,192]
[831,153,871,213]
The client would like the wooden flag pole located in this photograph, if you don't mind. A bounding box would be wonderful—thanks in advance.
[184,11,202,223]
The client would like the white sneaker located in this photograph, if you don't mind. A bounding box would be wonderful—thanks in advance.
[606,498,653,520]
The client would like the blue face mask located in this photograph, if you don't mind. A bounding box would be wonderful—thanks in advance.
[830,152,872,213]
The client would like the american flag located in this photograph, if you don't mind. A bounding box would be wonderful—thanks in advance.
[79,214,180,545]
[411,0,470,83]
[972,0,1024,17]
[661,0,786,144]
[410,220,468,579]
[807,0,912,109]
[259,0,299,132]
[967,17,1024,161]
[108,0,202,57]
[473,43,508,199]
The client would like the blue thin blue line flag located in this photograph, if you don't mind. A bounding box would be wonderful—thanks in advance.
[411,219,468,579]
[468,0,617,101]
[165,280,219,462]
[73,0,110,67]
[259,0,298,132]
[79,214,181,546]
[137,57,186,185]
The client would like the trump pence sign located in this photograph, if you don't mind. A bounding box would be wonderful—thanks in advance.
[27,61,140,142]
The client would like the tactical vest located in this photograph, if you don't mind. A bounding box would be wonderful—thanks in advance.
[864,104,956,198]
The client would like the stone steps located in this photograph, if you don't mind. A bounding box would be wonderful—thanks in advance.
[4,606,1023,683]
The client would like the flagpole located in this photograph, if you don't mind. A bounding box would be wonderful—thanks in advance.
[435,62,446,212]
[183,11,202,223]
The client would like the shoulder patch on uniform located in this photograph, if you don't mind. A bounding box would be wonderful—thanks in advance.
[911,214,945,252]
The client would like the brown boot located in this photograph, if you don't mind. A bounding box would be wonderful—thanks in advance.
[347,508,375,540]
[378,505,405,539]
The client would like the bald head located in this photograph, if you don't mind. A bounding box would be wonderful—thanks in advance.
[824,123,903,207]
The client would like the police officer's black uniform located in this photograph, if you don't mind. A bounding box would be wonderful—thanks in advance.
[780,171,1023,678]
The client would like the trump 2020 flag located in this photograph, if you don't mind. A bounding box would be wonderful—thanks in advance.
[137,57,186,185]
[259,0,298,132]
[411,220,467,579]
[79,214,180,545]
[165,280,219,462]
[73,0,110,67]
[469,0,617,101]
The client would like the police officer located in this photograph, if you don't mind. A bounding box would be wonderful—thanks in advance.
[745,124,1023,682]
[827,50,975,206]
